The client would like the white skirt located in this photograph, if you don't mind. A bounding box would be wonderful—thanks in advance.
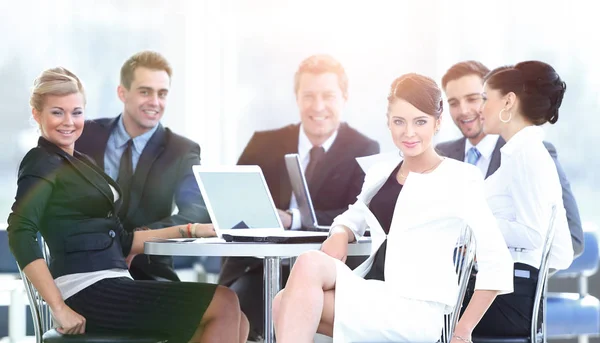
[332,259,446,343]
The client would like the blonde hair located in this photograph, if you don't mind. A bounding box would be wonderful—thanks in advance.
[30,67,86,112]
[120,50,172,89]
[293,54,348,98]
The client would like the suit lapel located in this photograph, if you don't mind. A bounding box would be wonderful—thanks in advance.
[87,117,118,169]
[307,123,351,196]
[486,137,505,178]
[73,151,122,210]
[38,138,115,207]
[452,137,467,161]
[125,124,167,218]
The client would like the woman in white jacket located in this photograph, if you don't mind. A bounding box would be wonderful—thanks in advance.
[272,73,514,343]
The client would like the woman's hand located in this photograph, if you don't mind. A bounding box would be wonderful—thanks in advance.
[321,232,348,262]
[52,303,86,335]
[192,223,216,238]
[450,323,473,343]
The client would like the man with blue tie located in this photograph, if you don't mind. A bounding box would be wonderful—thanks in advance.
[436,60,583,257]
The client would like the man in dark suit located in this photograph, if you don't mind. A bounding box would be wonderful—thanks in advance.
[76,51,210,281]
[219,54,380,339]
[436,60,583,257]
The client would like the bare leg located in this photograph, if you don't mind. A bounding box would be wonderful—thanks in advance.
[239,312,249,343]
[316,290,336,337]
[274,250,338,343]
[189,285,246,343]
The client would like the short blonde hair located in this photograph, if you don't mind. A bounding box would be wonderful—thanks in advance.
[293,54,348,98]
[30,67,86,112]
[120,50,172,89]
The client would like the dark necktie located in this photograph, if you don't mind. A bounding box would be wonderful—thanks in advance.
[117,139,134,217]
[305,146,326,190]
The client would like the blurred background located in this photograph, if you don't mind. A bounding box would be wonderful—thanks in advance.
[0,0,598,341]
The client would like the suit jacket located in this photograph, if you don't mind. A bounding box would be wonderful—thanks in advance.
[436,136,584,257]
[219,122,380,285]
[7,137,132,278]
[75,116,210,281]
[330,157,513,342]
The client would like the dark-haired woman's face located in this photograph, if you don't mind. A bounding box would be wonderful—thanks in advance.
[480,84,506,135]
[387,99,439,158]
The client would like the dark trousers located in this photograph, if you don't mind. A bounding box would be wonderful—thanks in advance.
[229,255,367,340]
[464,263,540,337]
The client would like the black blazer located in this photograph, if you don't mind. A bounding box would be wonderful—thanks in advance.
[7,137,132,278]
[75,116,210,281]
[436,136,584,257]
[219,123,380,285]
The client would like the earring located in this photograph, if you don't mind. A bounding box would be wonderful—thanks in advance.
[499,109,512,123]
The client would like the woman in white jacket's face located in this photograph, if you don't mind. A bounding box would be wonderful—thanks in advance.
[386,74,442,159]
[387,99,440,158]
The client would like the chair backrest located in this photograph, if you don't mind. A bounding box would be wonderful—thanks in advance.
[18,235,53,343]
[530,204,558,343]
[441,224,477,343]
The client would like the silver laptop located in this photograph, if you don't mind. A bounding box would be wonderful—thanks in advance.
[192,165,328,243]
[284,153,330,232]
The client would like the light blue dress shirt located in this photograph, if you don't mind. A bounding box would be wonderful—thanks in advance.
[103,115,159,181]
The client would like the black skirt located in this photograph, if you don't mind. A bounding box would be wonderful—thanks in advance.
[65,277,217,342]
[364,239,387,281]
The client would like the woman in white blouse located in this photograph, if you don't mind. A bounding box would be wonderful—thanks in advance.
[469,61,574,336]
[272,73,514,343]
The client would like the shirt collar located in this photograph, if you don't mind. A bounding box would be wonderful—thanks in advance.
[465,134,500,160]
[298,124,338,159]
[114,114,159,154]
[500,125,545,156]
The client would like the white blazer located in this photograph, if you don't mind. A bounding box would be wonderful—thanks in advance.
[331,156,514,312]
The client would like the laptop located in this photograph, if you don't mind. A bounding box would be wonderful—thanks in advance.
[284,153,331,232]
[192,165,328,243]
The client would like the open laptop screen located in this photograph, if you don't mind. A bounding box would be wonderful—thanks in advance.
[194,166,282,230]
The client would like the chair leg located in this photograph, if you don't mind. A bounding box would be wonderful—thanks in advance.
[9,283,26,342]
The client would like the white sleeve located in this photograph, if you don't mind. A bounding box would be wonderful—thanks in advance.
[330,163,382,239]
[466,170,514,294]
[494,152,549,250]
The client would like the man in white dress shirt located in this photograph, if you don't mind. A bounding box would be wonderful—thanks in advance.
[218,54,379,340]
[436,60,583,257]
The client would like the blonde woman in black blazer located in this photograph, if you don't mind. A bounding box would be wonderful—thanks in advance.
[7,67,248,343]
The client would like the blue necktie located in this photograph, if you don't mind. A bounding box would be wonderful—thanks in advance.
[466,147,481,165]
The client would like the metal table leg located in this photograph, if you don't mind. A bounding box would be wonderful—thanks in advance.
[263,256,282,343]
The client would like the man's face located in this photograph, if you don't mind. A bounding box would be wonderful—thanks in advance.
[445,74,486,140]
[296,72,346,144]
[118,67,170,137]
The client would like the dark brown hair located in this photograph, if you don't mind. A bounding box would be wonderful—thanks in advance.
[484,61,566,125]
[441,60,490,90]
[388,73,443,118]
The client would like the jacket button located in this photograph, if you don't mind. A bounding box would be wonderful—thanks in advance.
[109,230,116,238]
[107,211,112,218]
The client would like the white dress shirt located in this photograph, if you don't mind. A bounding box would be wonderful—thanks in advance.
[288,125,338,229]
[328,156,514,342]
[465,134,499,177]
[485,126,573,270]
